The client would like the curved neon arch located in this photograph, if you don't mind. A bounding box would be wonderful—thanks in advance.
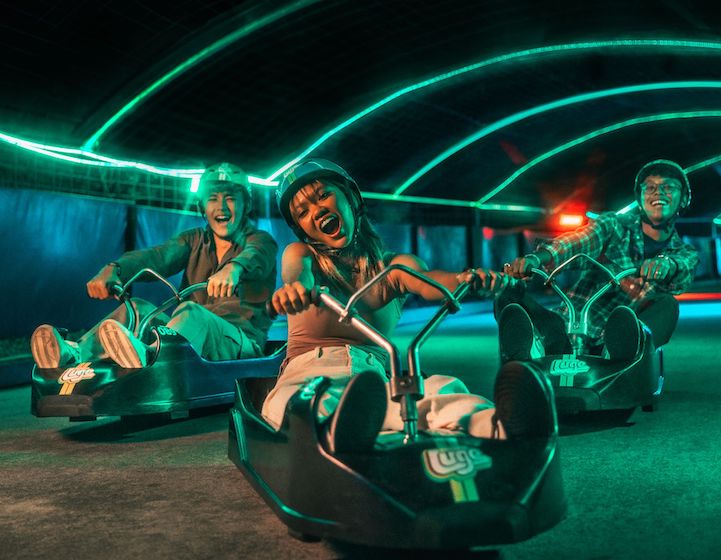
[478,110,721,205]
[27,39,721,184]
[394,81,721,197]
[82,0,322,151]
[267,39,721,181]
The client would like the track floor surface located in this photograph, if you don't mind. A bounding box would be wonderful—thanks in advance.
[1,302,720,559]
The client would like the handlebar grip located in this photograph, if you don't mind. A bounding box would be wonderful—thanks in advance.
[266,299,278,320]
[309,286,321,305]
[109,283,125,299]
[265,286,322,320]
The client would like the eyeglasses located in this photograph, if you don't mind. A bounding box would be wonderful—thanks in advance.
[642,182,682,195]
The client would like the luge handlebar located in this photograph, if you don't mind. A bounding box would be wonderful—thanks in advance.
[273,265,471,443]
[528,253,637,350]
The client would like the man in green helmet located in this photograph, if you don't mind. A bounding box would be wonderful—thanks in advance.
[31,163,278,369]
[496,159,699,363]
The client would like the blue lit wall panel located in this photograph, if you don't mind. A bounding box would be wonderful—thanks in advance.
[682,236,714,279]
[0,188,126,338]
[375,223,412,256]
[132,206,204,302]
[418,225,466,272]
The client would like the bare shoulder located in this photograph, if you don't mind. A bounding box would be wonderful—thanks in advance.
[282,242,313,259]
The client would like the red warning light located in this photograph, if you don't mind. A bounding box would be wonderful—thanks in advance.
[558,214,584,228]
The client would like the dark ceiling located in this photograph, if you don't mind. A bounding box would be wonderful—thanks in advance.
[2,0,721,227]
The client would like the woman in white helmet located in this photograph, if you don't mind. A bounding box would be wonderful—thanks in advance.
[31,163,278,369]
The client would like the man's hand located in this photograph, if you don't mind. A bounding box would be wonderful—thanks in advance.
[87,265,121,300]
[504,254,541,279]
[458,268,509,294]
[639,257,676,282]
[207,262,243,298]
[270,281,314,315]
[619,276,646,299]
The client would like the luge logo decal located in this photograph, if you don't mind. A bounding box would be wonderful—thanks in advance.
[58,362,95,396]
[549,358,590,376]
[58,363,95,384]
[423,447,491,480]
[549,355,589,387]
[422,447,491,503]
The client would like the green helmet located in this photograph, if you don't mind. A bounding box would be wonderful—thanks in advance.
[634,159,691,212]
[276,158,364,237]
[197,162,252,208]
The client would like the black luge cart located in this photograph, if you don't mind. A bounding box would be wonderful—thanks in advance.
[229,265,566,550]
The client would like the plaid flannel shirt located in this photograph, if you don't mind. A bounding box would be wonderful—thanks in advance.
[536,207,699,341]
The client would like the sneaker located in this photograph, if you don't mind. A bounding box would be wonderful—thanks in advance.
[98,319,149,369]
[604,306,641,361]
[492,361,556,439]
[326,371,387,454]
[498,303,544,363]
[30,325,80,369]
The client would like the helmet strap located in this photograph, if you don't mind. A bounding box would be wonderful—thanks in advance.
[640,209,676,234]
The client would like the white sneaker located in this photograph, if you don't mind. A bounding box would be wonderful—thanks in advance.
[31,325,80,369]
[98,320,149,369]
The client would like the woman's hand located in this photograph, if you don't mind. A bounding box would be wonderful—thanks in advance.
[271,281,314,315]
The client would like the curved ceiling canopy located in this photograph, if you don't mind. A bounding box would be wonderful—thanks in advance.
[1,1,720,225]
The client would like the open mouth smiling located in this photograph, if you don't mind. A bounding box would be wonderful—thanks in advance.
[319,214,341,236]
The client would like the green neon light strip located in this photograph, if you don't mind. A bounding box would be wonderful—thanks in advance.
[268,39,721,181]
[395,81,721,197]
[2,130,542,212]
[82,0,321,151]
[478,110,721,205]
[362,192,475,208]
[684,154,721,174]
[362,191,543,212]
[586,201,638,220]
[616,202,638,214]
[0,131,283,186]
[478,202,544,213]
[1,132,199,176]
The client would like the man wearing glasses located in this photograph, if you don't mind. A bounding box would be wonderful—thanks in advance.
[497,159,699,362]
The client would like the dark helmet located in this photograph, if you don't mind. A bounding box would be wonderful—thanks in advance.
[196,162,252,210]
[634,159,691,212]
[276,158,365,236]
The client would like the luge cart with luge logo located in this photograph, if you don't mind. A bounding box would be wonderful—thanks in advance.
[228,265,566,549]
[523,254,664,414]
[31,268,284,423]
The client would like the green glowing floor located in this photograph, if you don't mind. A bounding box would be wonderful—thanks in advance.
[1,303,720,559]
